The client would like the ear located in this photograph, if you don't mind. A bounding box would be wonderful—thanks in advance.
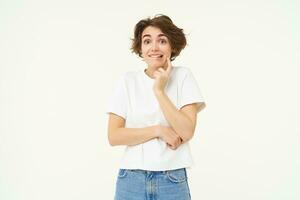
[139,53,144,60]
[170,50,176,60]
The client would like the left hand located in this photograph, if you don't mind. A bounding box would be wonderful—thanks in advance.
[153,56,172,94]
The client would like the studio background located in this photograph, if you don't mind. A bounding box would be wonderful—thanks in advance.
[1,0,299,199]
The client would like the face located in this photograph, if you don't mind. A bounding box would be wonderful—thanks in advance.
[141,26,172,69]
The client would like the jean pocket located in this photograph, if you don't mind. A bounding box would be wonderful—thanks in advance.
[166,168,187,183]
[117,169,128,178]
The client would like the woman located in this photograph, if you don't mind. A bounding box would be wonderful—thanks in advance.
[107,14,206,200]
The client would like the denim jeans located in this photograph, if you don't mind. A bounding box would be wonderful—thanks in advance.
[114,168,191,200]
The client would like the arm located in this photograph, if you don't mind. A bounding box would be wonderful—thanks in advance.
[107,113,182,149]
[107,113,158,146]
[152,59,203,142]
[154,91,200,142]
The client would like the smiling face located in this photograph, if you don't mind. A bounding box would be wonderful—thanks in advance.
[141,26,172,69]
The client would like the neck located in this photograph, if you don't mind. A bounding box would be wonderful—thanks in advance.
[144,68,155,79]
[145,65,167,77]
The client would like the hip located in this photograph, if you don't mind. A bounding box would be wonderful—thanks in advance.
[114,168,191,200]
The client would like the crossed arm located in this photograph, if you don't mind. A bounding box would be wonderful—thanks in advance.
[154,90,204,142]
[107,92,204,147]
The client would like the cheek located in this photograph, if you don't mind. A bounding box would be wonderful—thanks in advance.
[161,45,172,53]
[141,46,149,55]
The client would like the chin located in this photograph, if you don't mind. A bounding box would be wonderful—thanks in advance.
[149,62,165,69]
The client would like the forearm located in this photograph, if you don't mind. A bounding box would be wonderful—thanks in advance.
[108,126,158,146]
[154,91,194,142]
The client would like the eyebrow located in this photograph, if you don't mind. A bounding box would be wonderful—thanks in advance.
[142,33,167,39]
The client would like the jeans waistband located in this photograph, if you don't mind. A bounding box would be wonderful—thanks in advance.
[123,168,185,175]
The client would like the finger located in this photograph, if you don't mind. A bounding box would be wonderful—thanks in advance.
[166,57,172,74]
[175,138,181,147]
[158,68,165,73]
[153,73,158,79]
[155,69,163,73]
[169,144,176,150]
[167,143,175,149]
[153,71,161,77]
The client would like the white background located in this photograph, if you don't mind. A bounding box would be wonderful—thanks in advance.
[1,0,299,199]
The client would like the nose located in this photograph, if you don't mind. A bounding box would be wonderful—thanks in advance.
[151,41,159,51]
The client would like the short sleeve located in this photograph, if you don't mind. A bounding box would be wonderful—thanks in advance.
[106,74,128,119]
[179,68,206,113]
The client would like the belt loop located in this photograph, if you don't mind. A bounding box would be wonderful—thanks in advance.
[184,168,187,178]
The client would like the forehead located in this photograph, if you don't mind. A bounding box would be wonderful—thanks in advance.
[142,26,167,38]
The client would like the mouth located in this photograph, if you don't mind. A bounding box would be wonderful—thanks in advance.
[148,54,163,59]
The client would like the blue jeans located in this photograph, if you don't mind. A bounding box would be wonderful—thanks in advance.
[114,168,191,200]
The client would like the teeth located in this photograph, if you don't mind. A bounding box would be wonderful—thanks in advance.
[150,55,163,58]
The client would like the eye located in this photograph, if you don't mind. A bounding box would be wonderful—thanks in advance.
[143,39,150,44]
[160,39,167,44]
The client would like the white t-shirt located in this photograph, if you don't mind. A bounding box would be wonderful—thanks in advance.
[106,66,206,171]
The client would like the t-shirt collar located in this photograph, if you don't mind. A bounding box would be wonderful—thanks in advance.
[142,68,155,83]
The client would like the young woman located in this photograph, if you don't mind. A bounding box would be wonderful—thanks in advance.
[107,14,206,200]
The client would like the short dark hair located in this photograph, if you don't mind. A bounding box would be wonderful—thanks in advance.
[130,14,187,61]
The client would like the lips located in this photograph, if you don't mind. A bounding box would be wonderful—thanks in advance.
[149,54,163,58]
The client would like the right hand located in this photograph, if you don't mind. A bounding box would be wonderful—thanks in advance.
[153,125,182,150]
